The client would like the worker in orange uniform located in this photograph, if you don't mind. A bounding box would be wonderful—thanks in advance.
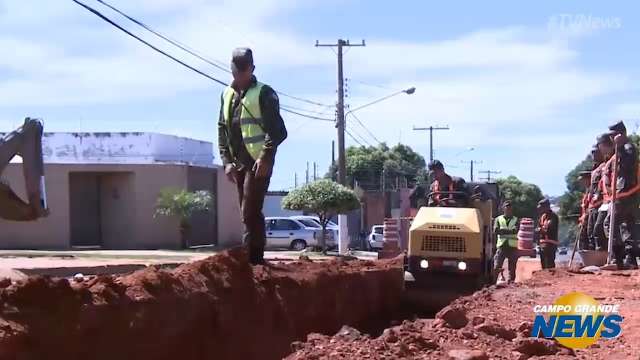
[604,121,639,269]
[427,160,467,207]
[593,134,615,252]
[536,198,559,269]
[577,170,592,250]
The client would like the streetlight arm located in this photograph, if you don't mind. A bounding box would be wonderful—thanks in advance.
[345,87,416,115]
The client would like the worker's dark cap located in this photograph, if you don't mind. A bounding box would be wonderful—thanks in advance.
[538,198,550,207]
[608,121,627,134]
[231,47,254,72]
[596,133,613,145]
[502,200,512,208]
[427,160,444,171]
[578,171,592,179]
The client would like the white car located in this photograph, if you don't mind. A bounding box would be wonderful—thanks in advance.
[290,215,339,246]
[368,225,384,250]
[265,217,328,251]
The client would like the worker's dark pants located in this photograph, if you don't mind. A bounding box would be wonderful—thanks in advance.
[493,246,519,282]
[604,198,638,263]
[540,244,556,269]
[592,210,608,251]
[235,168,271,264]
[578,216,591,250]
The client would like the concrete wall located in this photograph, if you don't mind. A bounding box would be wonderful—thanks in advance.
[263,193,303,218]
[27,132,215,166]
[0,163,240,250]
[215,166,243,248]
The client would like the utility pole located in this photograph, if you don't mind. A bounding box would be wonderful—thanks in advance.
[306,162,309,184]
[461,160,482,182]
[478,170,501,182]
[313,162,317,181]
[316,39,365,185]
[412,126,450,162]
[294,173,298,188]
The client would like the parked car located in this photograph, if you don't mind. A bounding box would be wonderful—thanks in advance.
[368,225,384,250]
[290,215,339,245]
[265,217,332,251]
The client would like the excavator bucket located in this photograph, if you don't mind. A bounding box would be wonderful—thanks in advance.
[0,118,48,221]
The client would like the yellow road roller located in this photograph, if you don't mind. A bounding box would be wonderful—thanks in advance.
[404,183,499,308]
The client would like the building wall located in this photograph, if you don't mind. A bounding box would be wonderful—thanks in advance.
[0,163,238,250]
[215,166,243,248]
[263,193,303,218]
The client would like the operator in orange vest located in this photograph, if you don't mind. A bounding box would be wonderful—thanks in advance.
[577,170,592,250]
[427,160,467,207]
[593,134,615,252]
[604,121,639,269]
[536,198,559,269]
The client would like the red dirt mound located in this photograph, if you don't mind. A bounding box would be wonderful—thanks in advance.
[0,248,403,360]
[287,268,640,359]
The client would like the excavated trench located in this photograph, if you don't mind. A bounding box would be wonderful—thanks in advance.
[0,248,414,360]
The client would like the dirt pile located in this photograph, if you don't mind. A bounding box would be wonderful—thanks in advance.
[287,269,640,359]
[0,248,403,360]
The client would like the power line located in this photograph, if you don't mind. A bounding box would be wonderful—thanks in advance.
[412,125,450,162]
[92,0,332,109]
[346,123,372,147]
[348,112,381,145]
[478,170,502,182]
[73,0,334,123]
[344,129,363,146]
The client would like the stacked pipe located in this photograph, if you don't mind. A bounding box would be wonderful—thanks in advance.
[379,218,402,259]
[517,218,536,257]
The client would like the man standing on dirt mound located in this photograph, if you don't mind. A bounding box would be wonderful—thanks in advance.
[536,198,559,269]
[218,48,288,265]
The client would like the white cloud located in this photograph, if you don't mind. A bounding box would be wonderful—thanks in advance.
[0,1,633,195]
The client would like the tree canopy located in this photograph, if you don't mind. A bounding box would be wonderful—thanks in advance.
[327,143,426,190]
[496,176,544,219]
[282,179,360,248]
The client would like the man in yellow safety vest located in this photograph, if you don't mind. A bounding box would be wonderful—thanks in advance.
[218,48,288,265]
[493,201,520,283]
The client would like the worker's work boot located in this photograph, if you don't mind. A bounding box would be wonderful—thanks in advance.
[623,255,638,270]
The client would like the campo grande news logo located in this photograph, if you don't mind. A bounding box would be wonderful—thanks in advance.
[531,291,623,349]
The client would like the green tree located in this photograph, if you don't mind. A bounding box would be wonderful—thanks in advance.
[326,143,426,190]
[282,179,360,249]
[496,176,544,219]
[154,188,213,249]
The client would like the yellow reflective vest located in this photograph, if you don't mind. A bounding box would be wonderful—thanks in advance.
[222,83,266,160]
[496,215,518,248]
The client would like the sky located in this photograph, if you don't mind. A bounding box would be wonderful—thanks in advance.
[1,0,639,195]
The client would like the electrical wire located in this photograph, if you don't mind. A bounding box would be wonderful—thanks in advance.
[92,0,332,108]
[73,0,335,122]
[345,124,371,147]
[348,112,381,145]
[344,128,364,146]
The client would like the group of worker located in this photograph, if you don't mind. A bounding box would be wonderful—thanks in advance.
[577,121,639,270]
[426,158,561,283]
[493,198,560,283]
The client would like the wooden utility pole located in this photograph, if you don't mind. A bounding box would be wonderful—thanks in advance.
[316,39,365,185]
[412,126,450,162]
[478,170,501,182]
[461,160,482,182]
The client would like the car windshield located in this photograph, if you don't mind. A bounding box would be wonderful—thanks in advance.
[298,219,321,228]
[374,227,383,234]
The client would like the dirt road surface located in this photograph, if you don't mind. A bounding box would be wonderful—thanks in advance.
[288,268,640,359]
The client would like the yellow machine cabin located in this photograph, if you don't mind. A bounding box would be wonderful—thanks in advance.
[405,183,497,290]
